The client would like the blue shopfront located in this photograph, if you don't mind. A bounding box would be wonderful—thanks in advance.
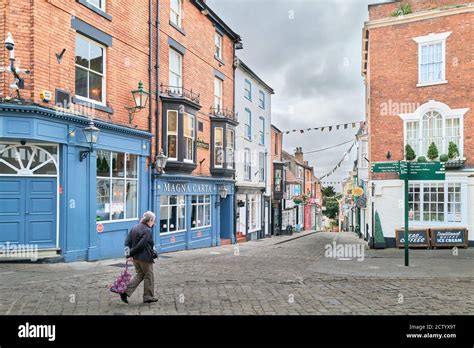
[154,175,235,252]
[0,104,152,262]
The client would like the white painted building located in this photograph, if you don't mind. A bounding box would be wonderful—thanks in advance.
[234,58,274,240]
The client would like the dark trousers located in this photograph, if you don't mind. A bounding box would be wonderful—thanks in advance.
[125,260,154,301]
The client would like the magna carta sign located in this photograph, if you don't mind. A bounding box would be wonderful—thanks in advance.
[352,187,364,197]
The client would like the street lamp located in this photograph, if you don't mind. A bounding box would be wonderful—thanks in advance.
[80,120,100,161]
[218,185,228,199]
[126,81,150,123]
[154,150,168,175]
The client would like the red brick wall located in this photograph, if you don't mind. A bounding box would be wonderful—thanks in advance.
[2,0,153,136]
[367,10,474,179]
[270,126,282,194]
[159,0,235,177]
[368,0,469,20]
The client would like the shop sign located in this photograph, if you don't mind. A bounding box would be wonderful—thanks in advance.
[431,228,467,248]
[196,139,209,149]
[395,229,430,248]
[163,183,213,194]
[352,187,364,197]
[356,196,366,208]
[97,223,104,233]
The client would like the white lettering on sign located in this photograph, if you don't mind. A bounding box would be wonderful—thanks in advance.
[163,183,213,194]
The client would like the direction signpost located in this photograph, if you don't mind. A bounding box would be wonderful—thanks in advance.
[371,160,445,266]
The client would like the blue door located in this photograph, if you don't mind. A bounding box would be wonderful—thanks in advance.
[0,177,57,247]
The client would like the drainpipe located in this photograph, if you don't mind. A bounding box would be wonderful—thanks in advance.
[148,0,153,214]
[156,0,161,159]
[232,41,237,244]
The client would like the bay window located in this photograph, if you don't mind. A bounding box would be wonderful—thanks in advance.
[160,195,186,234]
[214,127,224,167]
[191,195,211,228]
[408,182,464,224]
[96,150,138,222]
[184,113,195,162]
[226,128,234,169]
[167,111,178,160]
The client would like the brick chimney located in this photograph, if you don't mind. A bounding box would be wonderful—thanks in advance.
[295,147,304,163]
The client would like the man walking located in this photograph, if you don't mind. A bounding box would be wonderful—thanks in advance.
[121,211,158,304]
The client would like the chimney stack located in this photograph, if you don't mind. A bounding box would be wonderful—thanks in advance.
[295,147,304,163]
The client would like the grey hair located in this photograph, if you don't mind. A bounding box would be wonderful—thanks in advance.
[141,211,156,223]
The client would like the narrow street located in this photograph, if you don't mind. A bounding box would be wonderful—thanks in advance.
[1,231,473,315]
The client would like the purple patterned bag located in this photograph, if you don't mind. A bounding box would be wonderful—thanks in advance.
[110,260,132,294]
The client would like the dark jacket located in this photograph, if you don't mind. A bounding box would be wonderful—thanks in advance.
[125,222,155,263]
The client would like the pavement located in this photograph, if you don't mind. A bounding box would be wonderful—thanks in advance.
[0,230,473,315]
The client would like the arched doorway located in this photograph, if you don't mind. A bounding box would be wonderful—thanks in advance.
[0,143,59,249]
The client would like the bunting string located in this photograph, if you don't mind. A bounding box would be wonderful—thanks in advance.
[318,141,357,181]
[284,121,365,135]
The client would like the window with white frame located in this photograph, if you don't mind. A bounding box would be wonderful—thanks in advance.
[160,195,186,234]
[191,195,211,228]
[214,127,223,167]
[259,90,265,109]
[258,152,265,182]
[170,0,182,28]
[409,182,463,224]
[248,195,261,231]
[75,34,105,104]
[169,48,182,92]
[214,77,223,111]
[359,140,368,169]
[244,148,251,181]
[215,32,223,60]
[184,113,195,162]
[245,109,252,140]
[167,110,178,160]
[404,110,462,158]
[226,128,234,169]
[259,117,265,145]
[413,31,451,86]
[96,150,138,222]
[244,79,252,100]
[87,0,105,11]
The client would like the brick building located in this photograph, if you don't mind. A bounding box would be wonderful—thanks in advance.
[270,124,284,235]
[0,0,242,261]
[363,0,474,246]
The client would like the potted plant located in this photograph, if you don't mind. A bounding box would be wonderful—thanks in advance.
[440,154,449,162]
[427,142,439,161]
[405,144,416,161]
[448,142,459,160]
[417,156,427,163]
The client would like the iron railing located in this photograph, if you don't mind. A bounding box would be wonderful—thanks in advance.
[209,106,238,122]
[160,84,200,104]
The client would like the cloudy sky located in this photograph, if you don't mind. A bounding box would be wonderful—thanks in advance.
[208,0,377,190]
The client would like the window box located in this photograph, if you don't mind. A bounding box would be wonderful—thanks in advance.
[445,158,466,169]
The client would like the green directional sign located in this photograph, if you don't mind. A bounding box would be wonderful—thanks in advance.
[399,162,445,181]
[371,161,400,173]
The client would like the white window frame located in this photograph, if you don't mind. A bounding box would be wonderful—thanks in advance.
[169,48,182,91]
[170,0,182,28]
[244,148,251,181]
[167,110,178,161]
[214,77,223,111]
[245,108,252,140]
[183,113,195,163]
[87,0,105,11]
[407,180,467,227]
[248,194,261,232]
[226,128,234,169]
[258,152,265,182]
[259,117,265,145]
[215,32,223,60]
[214,127,224,168]
[259,90,265,109]
[244,79,252,101]
[75,33,106,106]
[191,195,212,229]
[160,195,186,235]
[96,151,139,224]
[400,100,468,159]
[413,31,451,87]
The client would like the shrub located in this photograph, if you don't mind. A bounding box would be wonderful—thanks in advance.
[448,142,459,159]
[405,144,416,161]
[417,156,427,163]
[440,154,449,162]
[427,142,439,160]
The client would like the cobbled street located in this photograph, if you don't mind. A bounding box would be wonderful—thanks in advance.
[1,231,473,315]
